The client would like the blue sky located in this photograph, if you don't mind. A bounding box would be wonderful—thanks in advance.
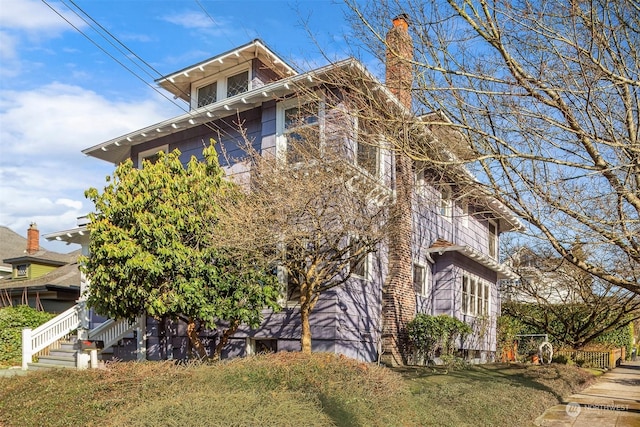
[0,0,369,252]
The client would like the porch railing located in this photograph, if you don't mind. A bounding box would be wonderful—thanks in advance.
[22,304,80,369]
[89,315,145,361]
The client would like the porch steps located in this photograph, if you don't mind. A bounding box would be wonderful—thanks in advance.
[27,340,77,370]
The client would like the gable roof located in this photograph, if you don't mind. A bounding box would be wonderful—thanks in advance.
[156,39,298,103]
[0,251,81,292]
[0,226,28,271]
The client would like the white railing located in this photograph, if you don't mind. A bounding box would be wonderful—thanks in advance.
[89,316,140,352]
[22,304,81,369]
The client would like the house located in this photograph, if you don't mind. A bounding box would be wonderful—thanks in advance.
[0,224,80,313]
[28,15,520,367]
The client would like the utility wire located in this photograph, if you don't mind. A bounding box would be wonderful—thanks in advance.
[40,0,242,144]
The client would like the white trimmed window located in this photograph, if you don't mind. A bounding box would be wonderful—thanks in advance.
[461,201,469,228]
[16,264,28,278]
[488,221,498,259]
[462,274,490,316]
[413,263,427,295]
[440,185,452,220]
[191,66,251,109]
[356,119,380,177]
[137,145,168,168]
[277,97,323,164]
[349,237,370,280]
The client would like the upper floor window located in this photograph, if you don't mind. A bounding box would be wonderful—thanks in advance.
[440,185,452,220]
[192,66,251,109]
[226,71,249,97]
[279,99,321,164]
[197,82,217,108]
[137,145,168,168]
[16,264,28,278]
[488,221,497,259]
[356,120,379,177]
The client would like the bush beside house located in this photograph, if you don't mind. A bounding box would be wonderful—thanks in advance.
[0,306,54,367]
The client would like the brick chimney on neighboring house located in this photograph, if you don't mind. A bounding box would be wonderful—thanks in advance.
[381,14,417,366]
[26,223,40,254]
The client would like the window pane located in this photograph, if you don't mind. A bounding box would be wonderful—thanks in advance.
[285,104,320,164]
[357,120,379,176]
[488,222,497,258]
[413,264,425,294]
[350,239,367,278]
[227,71,249,97]
[462,276,469,314]
[197,82,217,107]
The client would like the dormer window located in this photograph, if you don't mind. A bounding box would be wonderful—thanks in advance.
[226,71,248,97]
[16,264,28,278]
[197,82,217,108]
[191,66,251,110]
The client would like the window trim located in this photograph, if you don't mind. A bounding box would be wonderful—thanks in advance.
[355,119,380,178]
[462,273,490,316]
[276,94,325,164]
[190,63,252,110]
[349,236,370,281]
[413,262,427,296]
[488,220,498,259]
[440,185,452,221]
[16,263,28,278]
[137,145,169,168]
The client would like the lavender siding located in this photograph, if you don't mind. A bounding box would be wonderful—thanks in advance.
[112,89,505,363]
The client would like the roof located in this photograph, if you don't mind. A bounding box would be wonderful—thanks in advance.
[426,240,518,280]
[0,226,28,270]
[82,58,390,164]
[0,226,75,266]
[0,250,82,292]
[156,39,298,103]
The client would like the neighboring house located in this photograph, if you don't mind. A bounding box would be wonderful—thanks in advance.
[501,247,583,305]
[0,224,80,313]
[60,16,519,365]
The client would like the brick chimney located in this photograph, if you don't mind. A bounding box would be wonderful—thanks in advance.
[381,14,416,366]
[26,223,39,255]
[385,13,413,109]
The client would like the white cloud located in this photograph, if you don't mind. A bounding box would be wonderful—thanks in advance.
[161,11,216,29]
[0,82,179,251]
[0,0,83,33]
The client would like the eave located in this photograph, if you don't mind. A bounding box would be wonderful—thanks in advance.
[83,58,389,164]
[44,227,89,246]
[156,39,298,102]
[425,244,519,280]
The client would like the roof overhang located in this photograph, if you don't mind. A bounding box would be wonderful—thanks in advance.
[426,244,519,280]
[82,58,395,164]
[156,39,298,102]
[44,226,88,246]
[2,256,66,267]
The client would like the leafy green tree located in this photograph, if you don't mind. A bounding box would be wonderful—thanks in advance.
[82,144,280,360]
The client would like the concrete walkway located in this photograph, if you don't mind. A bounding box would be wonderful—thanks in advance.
[534,360,640,426]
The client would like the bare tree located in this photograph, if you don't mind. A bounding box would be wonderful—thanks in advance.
[501,245,640,348]
[345,0,640,293]
[215,101,391,354]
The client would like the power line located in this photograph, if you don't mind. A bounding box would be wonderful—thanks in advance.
[40,0,242,146]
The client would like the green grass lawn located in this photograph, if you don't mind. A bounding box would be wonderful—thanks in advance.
[0,353,595,427]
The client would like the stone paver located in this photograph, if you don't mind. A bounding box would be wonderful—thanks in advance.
[534,360,640,426]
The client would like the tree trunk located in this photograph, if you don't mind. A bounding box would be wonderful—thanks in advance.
[300,304,312,353]
[186,318,208,360]
[212,320,240,362]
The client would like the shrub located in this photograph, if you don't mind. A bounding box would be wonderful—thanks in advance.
[0,305,55,367]
[407,314,472,367]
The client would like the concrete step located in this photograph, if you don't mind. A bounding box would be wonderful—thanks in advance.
[49,347,77,358]
[35,355,76,368]
[27,362,76,371]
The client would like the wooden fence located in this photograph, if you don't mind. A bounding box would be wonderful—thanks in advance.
[556,347,625,369]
